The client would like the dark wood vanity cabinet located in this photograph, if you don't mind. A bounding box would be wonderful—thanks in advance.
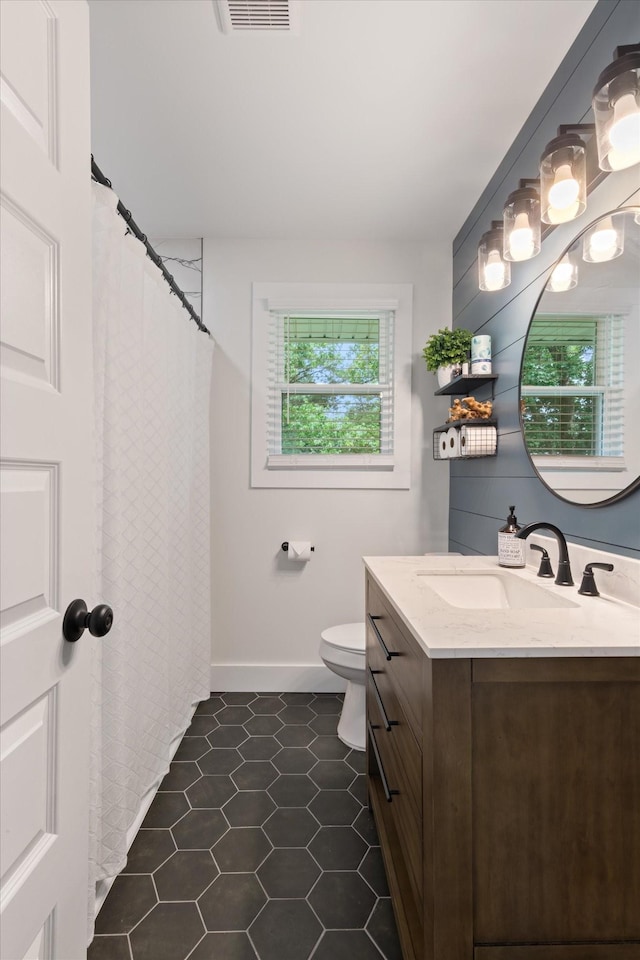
[365,573,640,960]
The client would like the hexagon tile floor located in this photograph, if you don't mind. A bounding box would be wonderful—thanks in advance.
[88,692,402,960]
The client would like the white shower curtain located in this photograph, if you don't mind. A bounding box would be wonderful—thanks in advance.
[88,183,214,930]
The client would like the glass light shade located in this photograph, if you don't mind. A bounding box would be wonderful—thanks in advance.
[540,135,587,224]
[592,48,640,172]
[582,215,624,262]
[546,251,578,292]
[503,188,541,261]
[478,226,511,292]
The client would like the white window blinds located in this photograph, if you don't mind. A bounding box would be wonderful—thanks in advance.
[521,314,624,462]
[266,308,395,469]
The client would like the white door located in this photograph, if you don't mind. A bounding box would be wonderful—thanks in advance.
[0,2,95,958]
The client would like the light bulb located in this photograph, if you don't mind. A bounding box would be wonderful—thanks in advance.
[587,224,618,262]
[548,256,576,292]
[483,250,506,291]
[508,212,535,261]
[548,163,580,210]
[607,92,640,170]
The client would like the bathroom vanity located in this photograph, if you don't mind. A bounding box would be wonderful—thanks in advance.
[364,555,640,960]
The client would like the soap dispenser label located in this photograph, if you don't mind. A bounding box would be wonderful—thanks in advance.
[498,532,526,567]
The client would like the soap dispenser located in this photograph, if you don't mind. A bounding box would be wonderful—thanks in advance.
[498,505,526,568]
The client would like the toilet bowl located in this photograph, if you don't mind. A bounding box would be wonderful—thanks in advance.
[319,622,366,751]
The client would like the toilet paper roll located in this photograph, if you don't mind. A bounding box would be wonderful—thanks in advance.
[460,425,497,456]
[436,431,449,459]
[288,541,312,562]
[446,427,461,458]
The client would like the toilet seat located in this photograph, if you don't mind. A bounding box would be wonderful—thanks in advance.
[320,622,365,655]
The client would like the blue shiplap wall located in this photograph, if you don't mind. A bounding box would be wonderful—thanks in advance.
[449,0,640,560]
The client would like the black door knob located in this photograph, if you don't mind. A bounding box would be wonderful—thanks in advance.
[63,599,114,642]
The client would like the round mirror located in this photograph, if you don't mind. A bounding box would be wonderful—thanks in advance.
[520,206,640,506]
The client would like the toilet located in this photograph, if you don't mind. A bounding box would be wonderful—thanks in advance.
[319,622,366,751]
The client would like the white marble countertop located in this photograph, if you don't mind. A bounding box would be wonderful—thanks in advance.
[363,554,640,659]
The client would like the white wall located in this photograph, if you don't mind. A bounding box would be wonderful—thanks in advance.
[204,239,452,691]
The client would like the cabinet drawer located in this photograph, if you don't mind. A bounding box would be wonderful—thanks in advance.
[368,706,423,904]
[367,667,421,819]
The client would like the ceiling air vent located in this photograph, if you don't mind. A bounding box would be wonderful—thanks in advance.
[214,0,301,34]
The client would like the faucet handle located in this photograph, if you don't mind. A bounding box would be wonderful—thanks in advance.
[530,544,554,578]
[578,562,614,597]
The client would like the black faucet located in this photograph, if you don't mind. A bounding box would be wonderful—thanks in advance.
[515,522,574,586]
[578,562,614,596]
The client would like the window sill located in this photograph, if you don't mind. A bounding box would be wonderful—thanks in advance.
[267,454,394,470]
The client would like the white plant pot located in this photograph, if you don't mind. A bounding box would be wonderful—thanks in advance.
[437,365,457,388]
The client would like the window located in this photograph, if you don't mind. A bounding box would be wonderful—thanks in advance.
[251,283,412,488]
[521,313,624,466]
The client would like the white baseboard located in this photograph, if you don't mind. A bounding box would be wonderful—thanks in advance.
[210,663,347,694]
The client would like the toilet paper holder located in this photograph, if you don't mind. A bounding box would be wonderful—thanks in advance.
[282,542,315,553]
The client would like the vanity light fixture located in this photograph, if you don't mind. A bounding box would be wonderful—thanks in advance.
[503,181,541,261]
[582,214,624,262]
[593,44,640,172]
[478,221,511,292]
[539,125,594,224]
[546,247,578,292]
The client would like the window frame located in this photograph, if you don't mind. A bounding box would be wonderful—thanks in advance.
[251,283,412,489]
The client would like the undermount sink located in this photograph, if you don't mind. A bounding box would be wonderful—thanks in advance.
[417,570,579,610]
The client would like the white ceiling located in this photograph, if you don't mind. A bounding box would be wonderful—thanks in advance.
[89,0,598,242]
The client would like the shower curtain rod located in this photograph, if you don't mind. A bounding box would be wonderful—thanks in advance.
[91,157,210,336]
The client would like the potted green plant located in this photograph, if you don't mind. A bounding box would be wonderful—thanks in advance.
[423,328,473,387]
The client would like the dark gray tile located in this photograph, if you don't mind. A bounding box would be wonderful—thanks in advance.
[198,874,266,931]
[262,808,319,847]
[186,715,220,737]
[129,902,204,960]
[353,808,379,846]
[366,899,402,960]
[308,826,368,871]
[142,792,189,829]
[277,705,315,724]
[310,737,350,760]
[249,696,283,715]
[122,829,175,874]
[222,693,257,705]
[194,697,224,716]
[243,715,283,736]
[313,930,385,960]
[310,696,343,715]
[346,749,367,773]
[171,809,228,850]
[309,715,340,736]
[349,773,368,805]
[280,693,314,705]
[309,871,376,929]
[267,774,318,808]
[257,848,320,898]
[88,935,131,960]
[95,875,157,935]
[207,726,248,749]
[272,748,316,775]
[217,706,254,725]
[212,827,272,872]
[359,846,390,897]
[231,761,278,791]
[238,736,280,760]
[308,790,361,826]
[223,790,276,827]
[249,900,321,960]
[154,850,219,901]
[309,760,356,790]
[186,776,237,809]
[197,748,242,776]
[188,932,258,960]
[159,761,200,792]
[275,725,316,747]
[173,737,211,761]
